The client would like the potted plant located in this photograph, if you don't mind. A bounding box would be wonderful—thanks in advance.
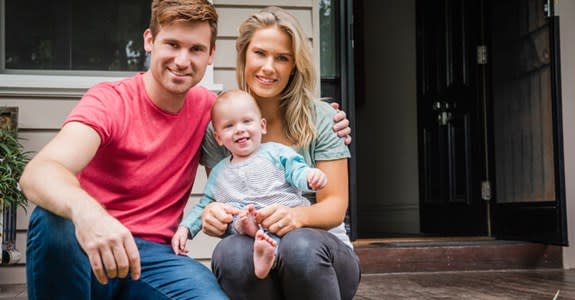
[0,127,30,210]
[0,124,31,264]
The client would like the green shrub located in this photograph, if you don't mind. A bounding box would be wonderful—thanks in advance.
[0,128,31,210]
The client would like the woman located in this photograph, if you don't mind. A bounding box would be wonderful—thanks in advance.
[201,6,361,300]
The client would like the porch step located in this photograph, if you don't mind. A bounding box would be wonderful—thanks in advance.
[353,237,562,274]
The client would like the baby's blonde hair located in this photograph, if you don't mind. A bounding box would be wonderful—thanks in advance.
[211,89,262,127]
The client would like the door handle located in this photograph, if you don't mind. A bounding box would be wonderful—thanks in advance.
[433,101,452,126]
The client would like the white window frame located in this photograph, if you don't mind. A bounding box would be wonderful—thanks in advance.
[0,0,222,97]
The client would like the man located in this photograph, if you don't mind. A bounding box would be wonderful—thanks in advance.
[21,1,228,299]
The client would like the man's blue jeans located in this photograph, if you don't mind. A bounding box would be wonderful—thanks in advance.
[26,207,229,300]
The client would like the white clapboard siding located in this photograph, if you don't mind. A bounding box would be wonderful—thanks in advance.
[0,1,317,285]
[217,7,313,38]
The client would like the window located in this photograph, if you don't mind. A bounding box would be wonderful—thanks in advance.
[4,0,149,72]
[319,0,341,102]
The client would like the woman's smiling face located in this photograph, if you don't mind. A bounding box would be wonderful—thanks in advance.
[244,26,295,101]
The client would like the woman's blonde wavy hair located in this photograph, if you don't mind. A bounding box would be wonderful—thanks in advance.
[235,6,316,147]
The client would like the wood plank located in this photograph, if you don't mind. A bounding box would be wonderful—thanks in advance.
[355,239,563,274]
[215,0,313,7]
[218,7,313,38]
[0,99,77,130]
[355,269,575,300]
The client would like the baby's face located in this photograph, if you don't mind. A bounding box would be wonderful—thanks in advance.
[213,96,266,159]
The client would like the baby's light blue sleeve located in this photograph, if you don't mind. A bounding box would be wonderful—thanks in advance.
[267,143,314,192]
[180,194,214,239]
[179,162,222,239]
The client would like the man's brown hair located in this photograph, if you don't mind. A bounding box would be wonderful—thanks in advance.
[149,0,218,49]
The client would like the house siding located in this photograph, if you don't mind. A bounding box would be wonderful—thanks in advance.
[0,0,317,285]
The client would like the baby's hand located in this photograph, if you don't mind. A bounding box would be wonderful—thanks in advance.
[171,226,190,256]
[307,168,328,190]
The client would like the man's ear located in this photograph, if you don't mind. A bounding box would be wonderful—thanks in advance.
[143,28,154,53]
[208,45,216,65]
[261,118,267,135]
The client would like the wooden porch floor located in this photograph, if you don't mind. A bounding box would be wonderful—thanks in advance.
[2,269,574,299]
[356,269,575,299]
[1,237,568,299]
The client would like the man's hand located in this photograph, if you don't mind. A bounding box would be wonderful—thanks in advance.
[201,202,241,237]
[74,209,140,285]
[330,102,352,145]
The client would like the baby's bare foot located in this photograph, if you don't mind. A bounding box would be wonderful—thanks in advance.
[254,229,277,279]
[234,205,259,237]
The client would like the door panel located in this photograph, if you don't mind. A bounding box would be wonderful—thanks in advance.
[417,0,487,235]
[489,0,567,244]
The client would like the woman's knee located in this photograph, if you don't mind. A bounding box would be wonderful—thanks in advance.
[278,228,333,271]
[280,228,329,258]
[212,235,255,279]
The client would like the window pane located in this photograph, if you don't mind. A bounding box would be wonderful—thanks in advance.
[319,0,340,101]
[6,0,149,71]
[319,0,338,78]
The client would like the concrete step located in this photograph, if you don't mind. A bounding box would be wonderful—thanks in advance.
[353,237,562,274]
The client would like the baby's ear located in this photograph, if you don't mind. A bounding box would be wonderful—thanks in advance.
[213,131,224,146]
[261,118,267,134]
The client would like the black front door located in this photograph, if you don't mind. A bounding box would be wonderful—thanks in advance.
[488,0,567,245]
[416,0,488,235]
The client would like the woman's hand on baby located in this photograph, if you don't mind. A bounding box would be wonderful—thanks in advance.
[307,168,328,190]
[202,202,241,237]
[256,204,300,236]
[171,226,190,256]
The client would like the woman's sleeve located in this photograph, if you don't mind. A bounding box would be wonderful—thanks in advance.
[313,101,351,161]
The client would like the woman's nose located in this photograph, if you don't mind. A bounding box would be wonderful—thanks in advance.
[261,57,274,73]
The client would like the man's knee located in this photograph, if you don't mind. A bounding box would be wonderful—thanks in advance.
[27,207,77,254]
